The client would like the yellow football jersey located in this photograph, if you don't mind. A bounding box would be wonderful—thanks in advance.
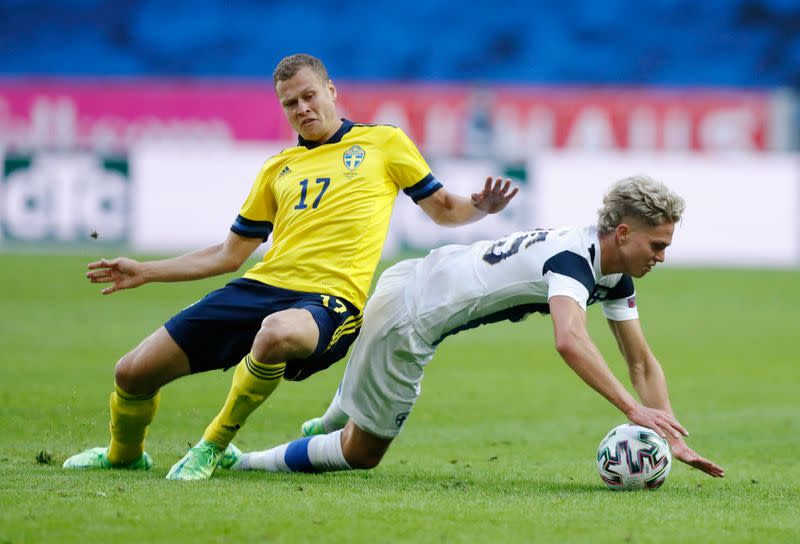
[231,119,441,309]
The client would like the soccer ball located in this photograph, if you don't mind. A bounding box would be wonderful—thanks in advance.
[596,423,672,490]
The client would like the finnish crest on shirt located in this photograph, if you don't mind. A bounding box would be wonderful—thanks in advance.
[343,145,365,171]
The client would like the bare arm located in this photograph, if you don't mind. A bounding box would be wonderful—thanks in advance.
[417,176,518,226]
[608,318,725,477]
[548,296,687,439]
[86,231,263,295]
[607,319,673,412]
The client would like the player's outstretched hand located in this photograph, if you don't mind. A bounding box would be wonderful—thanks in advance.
[471,176,519,214]
[669,437,725,478]
[626,403,688,440]
[86,257,146,295]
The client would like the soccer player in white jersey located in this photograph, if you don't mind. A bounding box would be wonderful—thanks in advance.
[226,175,725,479]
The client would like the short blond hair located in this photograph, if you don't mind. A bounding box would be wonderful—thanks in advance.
[597,175,685,233]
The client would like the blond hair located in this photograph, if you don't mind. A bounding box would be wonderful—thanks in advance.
[597,175,685,233]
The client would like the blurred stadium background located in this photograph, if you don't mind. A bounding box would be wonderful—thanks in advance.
[2,3,800,542]
[1,0,799,265]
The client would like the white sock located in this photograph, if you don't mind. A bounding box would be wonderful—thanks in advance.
[320,383,350,432]
[238,430,352,473]
[237,443,290,472]
[307,430,350,471]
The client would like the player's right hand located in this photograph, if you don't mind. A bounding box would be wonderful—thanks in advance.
[625,403,688,440]
[86,257,146,295]
[669,436,725,477]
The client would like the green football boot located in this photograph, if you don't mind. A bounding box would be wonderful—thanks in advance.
[62,447,153,470]
[217,442,243,470]
[301,417,326,437]
[165,439,225,481]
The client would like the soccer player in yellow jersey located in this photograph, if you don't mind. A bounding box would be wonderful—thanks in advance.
[63,53,518,479]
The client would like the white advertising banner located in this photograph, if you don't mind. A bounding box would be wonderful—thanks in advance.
[131,150,535,256]
[2,144,798,267]
[530,151,800,267]
[0,151,131,245]
[129,142,286,252]
[383,157,534,256]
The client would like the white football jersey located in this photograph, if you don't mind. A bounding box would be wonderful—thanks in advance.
[405,225,639,345]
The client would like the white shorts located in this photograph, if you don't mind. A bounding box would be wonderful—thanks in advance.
[338,259,436,439]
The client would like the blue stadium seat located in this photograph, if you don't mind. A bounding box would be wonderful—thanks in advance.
[0,0,797,86]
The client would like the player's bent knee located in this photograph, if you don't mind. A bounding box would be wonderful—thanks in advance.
[114,347,185,395]
[113,327,190,394]
[113,353,146,394]
[252,328,292,362]
[342,446,385,470]
[340,423,391,470]
[252,314,315,362]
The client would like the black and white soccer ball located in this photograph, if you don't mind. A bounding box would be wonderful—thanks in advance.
[596,423,672,490]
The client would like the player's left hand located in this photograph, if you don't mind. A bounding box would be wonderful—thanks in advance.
[471,176,518,213]
[669,436,725,478]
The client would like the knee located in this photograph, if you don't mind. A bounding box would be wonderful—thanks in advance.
[114,349,166,396]
[342,444,385,470]
[114,352,144,394]
[252,316,312,362]
[344,452,383,470]
[252,326,291,362]
[112,328,189,395]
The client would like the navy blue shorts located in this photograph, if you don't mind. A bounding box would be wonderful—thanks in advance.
[164,278,362,381]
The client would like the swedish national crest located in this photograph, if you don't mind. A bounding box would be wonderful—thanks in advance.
[343,145,365,171]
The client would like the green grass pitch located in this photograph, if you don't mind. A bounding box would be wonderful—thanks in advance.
[1,253,798,543]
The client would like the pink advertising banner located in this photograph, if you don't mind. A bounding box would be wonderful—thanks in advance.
[335,84,775,155]
[492,86,773,152]
[0,79,286,150]
[0,79,777,154]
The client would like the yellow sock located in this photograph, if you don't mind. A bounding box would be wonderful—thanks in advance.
[107,384,160,465]
[203,353,285,448]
